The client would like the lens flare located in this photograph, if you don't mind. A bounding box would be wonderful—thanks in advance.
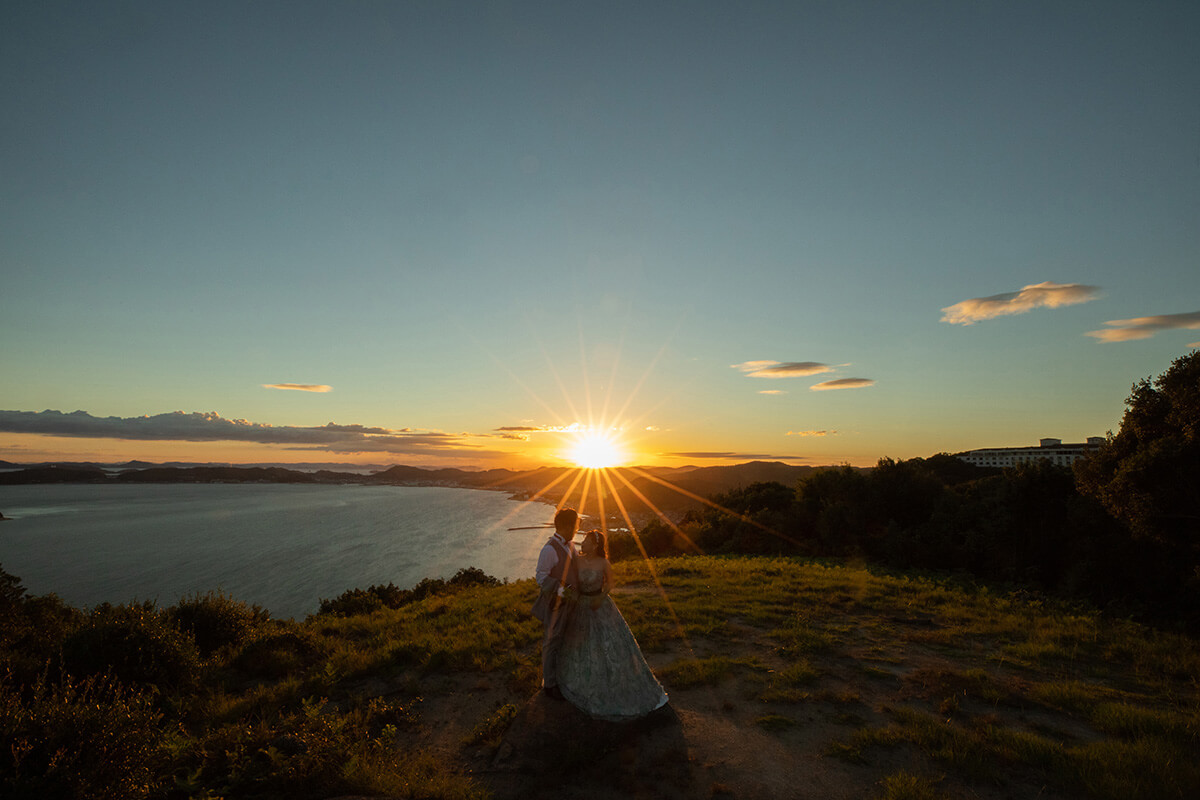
[568,431,626,469]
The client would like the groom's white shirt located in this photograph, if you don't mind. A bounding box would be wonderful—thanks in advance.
[535,533,573,596]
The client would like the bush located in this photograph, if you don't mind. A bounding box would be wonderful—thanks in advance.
[318,568,501,617]
[0,673,164,800]
[61,602,201,691]
[318,584,403,616]
[445,567,502,591]
[0,564,83,686]
[169,590,267,657]
[232,626,323,679]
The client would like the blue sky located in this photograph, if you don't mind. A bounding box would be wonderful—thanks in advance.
[2,1,1198,468]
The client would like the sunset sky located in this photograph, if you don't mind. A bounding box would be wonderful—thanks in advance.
[2,1,1198,470]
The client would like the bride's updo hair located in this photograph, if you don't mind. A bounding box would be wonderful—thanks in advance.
[586,529,607,559]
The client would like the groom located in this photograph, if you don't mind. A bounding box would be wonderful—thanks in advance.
[532,507,580,700]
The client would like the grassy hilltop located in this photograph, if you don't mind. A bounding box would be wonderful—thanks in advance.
[2,555,1198,800]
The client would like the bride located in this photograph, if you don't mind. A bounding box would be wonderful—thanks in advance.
[556,530,669,720]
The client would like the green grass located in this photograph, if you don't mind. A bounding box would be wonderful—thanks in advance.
[755,713,796,732]
[872,771,947,800]
[657,655,742,688]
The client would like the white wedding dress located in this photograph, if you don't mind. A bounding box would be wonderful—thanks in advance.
[556,563,669,721]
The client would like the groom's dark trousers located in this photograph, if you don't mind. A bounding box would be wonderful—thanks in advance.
[541,598,572,689]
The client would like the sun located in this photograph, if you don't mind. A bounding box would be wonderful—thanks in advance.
[567,431,627,469]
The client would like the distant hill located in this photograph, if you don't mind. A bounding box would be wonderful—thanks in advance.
[0,465,110,484]
[0,460,847,514]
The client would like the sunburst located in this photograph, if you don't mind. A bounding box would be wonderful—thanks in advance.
[474,319,805,674]
[566,430,627,469]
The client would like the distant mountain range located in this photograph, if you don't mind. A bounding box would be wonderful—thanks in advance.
[0,459,834,515]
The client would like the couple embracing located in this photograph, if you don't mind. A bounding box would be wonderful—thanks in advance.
[533,507,668,720]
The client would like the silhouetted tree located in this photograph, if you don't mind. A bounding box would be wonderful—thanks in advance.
[695,481,803,554]
[1075,351,1200,553]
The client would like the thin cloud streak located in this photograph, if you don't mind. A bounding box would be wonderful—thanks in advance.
[732,360,833,378]
[810,379,875,391]
[263,383,332,392]
[1085,311,1200,343]
[663,451,807,461]
[941,281,1101,325]
[787,430,837,437]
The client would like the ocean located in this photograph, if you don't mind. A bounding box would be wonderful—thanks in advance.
[0,483,557,619]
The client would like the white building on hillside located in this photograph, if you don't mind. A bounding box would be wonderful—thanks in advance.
[958,437,1105,469]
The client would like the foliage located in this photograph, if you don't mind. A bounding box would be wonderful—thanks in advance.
[1076,351,1200,550]
[231,624,324,679]
[169,589,268,656]
[61,601,201,692]
[0,565,83,685]
[317,566,501,616]
[0,673,164,800]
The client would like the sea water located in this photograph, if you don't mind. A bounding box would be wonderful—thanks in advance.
[0,483,556,619]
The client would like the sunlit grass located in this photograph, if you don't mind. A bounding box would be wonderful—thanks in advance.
[871,771,947,800]
[657,655,744,688]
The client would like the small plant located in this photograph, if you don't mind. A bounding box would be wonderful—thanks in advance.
[755,713,795,732]
[464,703,517,746]
[872,771,945,800]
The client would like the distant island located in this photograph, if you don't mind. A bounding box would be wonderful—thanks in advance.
[0,459,834,517]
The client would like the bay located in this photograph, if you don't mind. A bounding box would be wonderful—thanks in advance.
[0,483,556,619]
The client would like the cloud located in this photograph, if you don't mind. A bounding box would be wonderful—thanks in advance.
[0,409,482,456]
[758,390,786,395]
[810,378,875,391]
[663,451,807,461]
[1085,311,1200,343]
[495,423,582,435]
[732,360,833,378]
[787,430,837,437]
[263,384,332,392]
[941,281,1101,325]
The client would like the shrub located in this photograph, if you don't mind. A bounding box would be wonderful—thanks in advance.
[446,566,501,591]
[232,626,323,679]
[0,673,164,800]
[61,601,201,691]
[0,565,83,686]
[318,585,397,616]
[170,590,267,656]
[318,568,501,617]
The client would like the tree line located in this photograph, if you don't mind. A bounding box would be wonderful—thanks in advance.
[612,351,1200,630]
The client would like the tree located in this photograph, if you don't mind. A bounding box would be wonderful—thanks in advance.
[1075,351,1200,552]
